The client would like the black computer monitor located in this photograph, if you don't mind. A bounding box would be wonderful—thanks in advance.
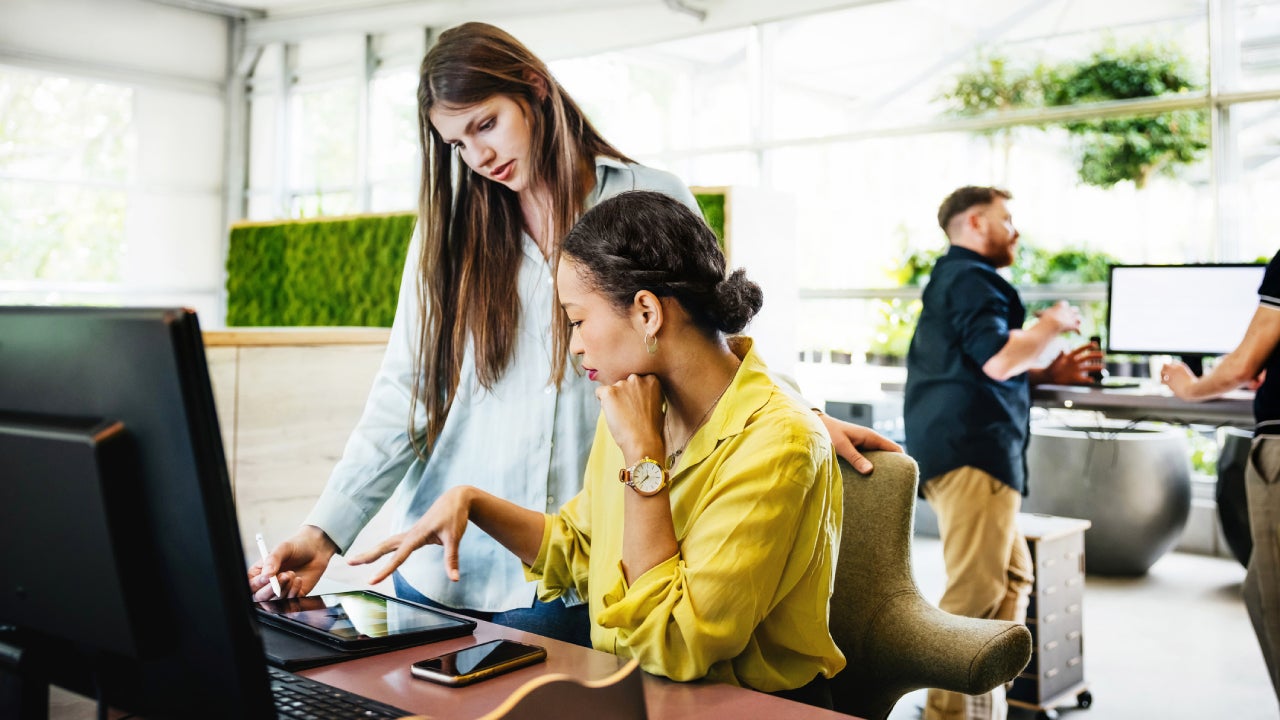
[1106,263,1266,376]
[0,307,275,719]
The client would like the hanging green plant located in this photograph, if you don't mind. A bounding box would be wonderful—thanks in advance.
[941,54,1044,119]
[940,54,1046,181]
[1044,44,1208,189]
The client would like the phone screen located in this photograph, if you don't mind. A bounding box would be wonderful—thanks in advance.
[412,639,546,685]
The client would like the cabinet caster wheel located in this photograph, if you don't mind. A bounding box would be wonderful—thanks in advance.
[1035,710,1059,720]
[1077,690,1093,709]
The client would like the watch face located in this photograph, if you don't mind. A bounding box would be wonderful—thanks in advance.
[632,460,666,493]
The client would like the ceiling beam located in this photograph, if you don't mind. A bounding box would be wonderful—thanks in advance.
[142,0,266,20]
[242,0,893,58]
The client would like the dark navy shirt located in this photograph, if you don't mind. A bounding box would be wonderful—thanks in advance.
[904,245,1030,495]
[1255,251,1280,434]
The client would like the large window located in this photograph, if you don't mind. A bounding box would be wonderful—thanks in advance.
[245,31,425,220]
[549,0,1276,361]
[0,69,133,287]
[236,0,1280,356]
[1,64,225,320]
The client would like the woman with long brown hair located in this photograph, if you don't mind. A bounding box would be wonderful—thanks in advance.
[250,22,897,646]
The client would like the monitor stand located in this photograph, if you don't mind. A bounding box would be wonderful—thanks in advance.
[1181,355,1206,377]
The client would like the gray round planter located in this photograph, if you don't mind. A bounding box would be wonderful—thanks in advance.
[1023,421,1192,576]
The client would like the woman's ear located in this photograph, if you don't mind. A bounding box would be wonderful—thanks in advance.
[524,70,550,102]
[632,290,664,337]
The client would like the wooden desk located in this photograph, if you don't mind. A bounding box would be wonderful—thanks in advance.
[1031,383,1253,427]
[301,618,854,719]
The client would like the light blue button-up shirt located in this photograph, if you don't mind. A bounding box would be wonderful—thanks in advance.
[305,158,698,612]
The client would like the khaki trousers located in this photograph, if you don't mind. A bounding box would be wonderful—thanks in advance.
[1245,436,1280,707]
[922,466,1034,720]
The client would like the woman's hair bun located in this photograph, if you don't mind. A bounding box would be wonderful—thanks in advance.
[710,269,763,334]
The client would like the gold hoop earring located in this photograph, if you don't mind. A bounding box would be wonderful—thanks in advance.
[645,333,658,355]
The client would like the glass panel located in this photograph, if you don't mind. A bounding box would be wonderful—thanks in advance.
[1232,0,1280,92]
[767,0,1207,138]
[290,191,357,218]
[0,66,134,182]
[246,94,279,199]
[246,191,276,221]
[370,67,420,187]
[1233,99,1280,261]
[679,151,760,188]
[0,66,132,286]
[771,114,1211,291]
[289,82,358,202]
[797,298,879,360]
[553,53,693,156]
[552,26,753,156]
[370,182,416,213]
[0,180,126,282]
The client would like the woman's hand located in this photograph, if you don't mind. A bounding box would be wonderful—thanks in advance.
[596,373,666,464]
[248,526,338,601]
[818,413,904,474]
[347,486,474,585]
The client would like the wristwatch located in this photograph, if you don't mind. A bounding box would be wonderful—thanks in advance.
[618,457,669,496]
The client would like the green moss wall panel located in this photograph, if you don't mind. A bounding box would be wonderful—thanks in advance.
[226,213,415,327]
[694,192,726,248]
[226,194,725,327]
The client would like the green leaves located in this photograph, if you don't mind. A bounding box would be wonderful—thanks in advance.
[942,54,1045,118]
[1046,46,1208,189]
[942,44,1208,189]
[694,192,726,250]
[225,213,416,327]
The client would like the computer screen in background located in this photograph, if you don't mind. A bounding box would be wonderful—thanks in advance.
[0,307,276,719]
[1106,264,1266,376]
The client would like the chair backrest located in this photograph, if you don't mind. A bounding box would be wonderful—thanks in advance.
[474,658,646,720]
[828,451,1032,720]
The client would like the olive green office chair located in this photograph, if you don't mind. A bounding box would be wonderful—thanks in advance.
[829,452,1033,720]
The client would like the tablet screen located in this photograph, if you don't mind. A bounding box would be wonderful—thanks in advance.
[255,590,471,644]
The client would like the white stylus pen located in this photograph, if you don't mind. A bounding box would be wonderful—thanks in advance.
[255,532,283,598]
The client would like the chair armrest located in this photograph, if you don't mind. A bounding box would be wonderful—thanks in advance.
[864,590,1032,695]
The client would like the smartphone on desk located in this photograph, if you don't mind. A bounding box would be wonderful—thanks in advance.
[411,639,547,687]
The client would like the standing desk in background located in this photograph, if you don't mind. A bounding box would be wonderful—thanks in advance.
[1030,383,1253,427]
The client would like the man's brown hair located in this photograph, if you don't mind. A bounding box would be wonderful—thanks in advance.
[937,186,1012,237]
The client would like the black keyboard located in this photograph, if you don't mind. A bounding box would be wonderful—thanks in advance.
[268,665,412,719]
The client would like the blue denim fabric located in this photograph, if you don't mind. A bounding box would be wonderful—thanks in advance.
[393,573,591,648]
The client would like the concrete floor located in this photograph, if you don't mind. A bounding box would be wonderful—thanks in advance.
[891,536,1278,720]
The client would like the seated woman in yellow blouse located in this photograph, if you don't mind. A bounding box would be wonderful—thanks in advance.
[350,190,845,706]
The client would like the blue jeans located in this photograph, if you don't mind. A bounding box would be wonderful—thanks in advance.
[393,573,592,648]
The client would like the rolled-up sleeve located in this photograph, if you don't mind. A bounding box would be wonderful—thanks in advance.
[595,422,829,683]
